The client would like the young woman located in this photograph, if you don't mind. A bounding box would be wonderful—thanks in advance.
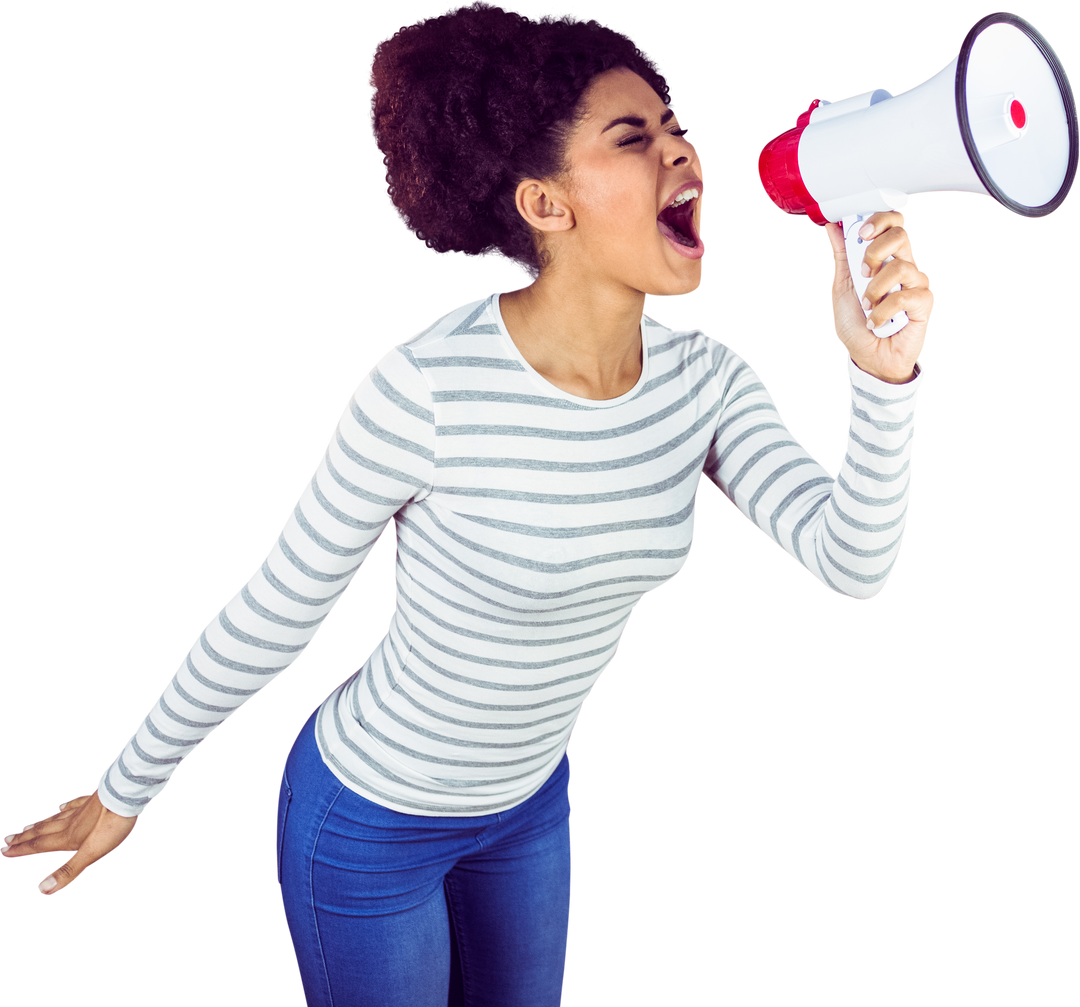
[3,5,931,1005]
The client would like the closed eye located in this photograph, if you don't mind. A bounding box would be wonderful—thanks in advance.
[617,125,691,148]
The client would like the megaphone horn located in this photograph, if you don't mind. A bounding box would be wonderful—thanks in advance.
[759,12,1078,336]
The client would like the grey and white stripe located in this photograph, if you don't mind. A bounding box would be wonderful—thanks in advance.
[98,295,921,817]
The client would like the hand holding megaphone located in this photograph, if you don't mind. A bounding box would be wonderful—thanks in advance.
[839,213,909,339]
[825,211,931,382]
[760,12,1077,336]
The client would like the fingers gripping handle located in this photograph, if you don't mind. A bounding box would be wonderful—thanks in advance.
[843,214,909,338]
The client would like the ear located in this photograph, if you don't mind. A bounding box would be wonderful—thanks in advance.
[514,179,575,233]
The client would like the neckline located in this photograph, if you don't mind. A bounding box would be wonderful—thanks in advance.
[490,293,650,409]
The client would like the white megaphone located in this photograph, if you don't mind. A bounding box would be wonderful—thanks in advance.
[759,12,1078,336]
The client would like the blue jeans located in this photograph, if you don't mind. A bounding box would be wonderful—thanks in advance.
[278,711,572,1006]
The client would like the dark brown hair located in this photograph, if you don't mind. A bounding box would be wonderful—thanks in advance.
[371,3,669,272]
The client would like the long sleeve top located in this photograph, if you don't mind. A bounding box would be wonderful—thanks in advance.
[98,294,920,817]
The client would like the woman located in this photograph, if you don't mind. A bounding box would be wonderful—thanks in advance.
[3,5,931,1005]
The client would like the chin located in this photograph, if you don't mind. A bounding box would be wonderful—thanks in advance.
[643,273,704,296]
[645,261,702,297]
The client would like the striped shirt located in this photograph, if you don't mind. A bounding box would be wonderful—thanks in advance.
[98,294,920,817]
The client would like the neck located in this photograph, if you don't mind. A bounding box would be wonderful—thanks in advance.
[499,265,645,401]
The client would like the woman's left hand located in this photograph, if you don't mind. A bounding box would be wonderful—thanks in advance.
[826,211,932,384]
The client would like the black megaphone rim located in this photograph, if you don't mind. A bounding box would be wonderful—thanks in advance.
[955,11,1078,216]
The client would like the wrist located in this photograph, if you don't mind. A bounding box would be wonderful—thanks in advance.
[852,358,920,384]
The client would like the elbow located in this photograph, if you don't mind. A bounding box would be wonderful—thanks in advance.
[820,570,898,600]
[842,577,889,601]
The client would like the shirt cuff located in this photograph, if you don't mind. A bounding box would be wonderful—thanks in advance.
[848,356,922,395]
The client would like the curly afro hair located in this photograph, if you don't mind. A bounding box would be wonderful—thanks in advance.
[371,3,669,273]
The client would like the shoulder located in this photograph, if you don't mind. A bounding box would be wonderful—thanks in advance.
[361,296,504,404]
[401,296,510,360]
[360,294,540,428]
[642,315,759,406]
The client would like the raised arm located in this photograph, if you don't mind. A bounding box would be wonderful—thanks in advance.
[703,351,919,597]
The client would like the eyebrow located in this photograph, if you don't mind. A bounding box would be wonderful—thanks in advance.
[600,109,674,134]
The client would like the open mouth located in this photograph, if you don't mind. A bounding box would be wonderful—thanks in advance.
[656,186,703,258]
[656,196,699,246]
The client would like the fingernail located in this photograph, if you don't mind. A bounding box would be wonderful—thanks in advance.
[1,846,9,854]
[861,297,871,311]
[859,223,874,239]
[59,803,67,811]
[23,825,34,833]
[3,835,14,844]
[866,318,876,330]
[39,876,57,893]
[861,263,870,278]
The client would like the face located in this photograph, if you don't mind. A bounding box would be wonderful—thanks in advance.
[550,67,703,296]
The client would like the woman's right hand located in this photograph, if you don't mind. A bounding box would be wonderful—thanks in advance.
[2,793,137,893]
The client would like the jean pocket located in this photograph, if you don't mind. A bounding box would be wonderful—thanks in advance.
[276,771,293,885]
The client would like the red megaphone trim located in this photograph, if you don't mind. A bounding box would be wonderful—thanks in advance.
[758,99,828,225]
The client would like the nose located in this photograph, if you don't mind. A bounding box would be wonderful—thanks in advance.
[660,136,704,173]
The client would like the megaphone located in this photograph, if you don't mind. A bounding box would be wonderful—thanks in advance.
[759,12,1078,336]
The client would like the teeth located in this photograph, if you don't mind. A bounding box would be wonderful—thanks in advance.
[667,187,699,208]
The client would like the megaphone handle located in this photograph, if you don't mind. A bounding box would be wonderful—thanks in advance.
[842,214,909,338]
